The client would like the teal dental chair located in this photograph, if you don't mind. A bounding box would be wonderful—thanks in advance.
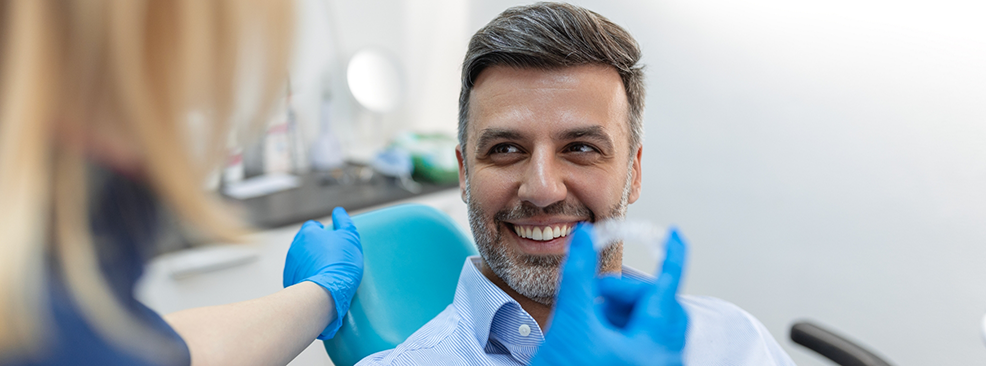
[322,204,478,366]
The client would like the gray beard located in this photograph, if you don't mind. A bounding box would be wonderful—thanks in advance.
[464,163,633,306]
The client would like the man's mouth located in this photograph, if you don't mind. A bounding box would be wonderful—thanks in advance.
[510,223,578,241]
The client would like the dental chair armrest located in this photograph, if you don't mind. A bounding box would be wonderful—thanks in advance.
[790,321,893,366]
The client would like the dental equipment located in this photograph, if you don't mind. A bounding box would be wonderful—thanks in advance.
[592,219,667,263]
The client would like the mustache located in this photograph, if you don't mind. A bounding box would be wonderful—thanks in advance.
[493,200,595,223]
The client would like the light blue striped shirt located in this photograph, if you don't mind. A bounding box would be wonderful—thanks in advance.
[357,256,795,366]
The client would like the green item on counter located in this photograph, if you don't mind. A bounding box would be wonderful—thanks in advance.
[392,132,460,184]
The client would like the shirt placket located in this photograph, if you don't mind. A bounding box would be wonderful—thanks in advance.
[488,303,544,364]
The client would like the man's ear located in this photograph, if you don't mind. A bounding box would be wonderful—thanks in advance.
[456,145,467,203]
[628,145,643,204]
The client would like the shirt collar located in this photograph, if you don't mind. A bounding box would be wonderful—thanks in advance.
[452,256,524,348]
[451,256,656,362]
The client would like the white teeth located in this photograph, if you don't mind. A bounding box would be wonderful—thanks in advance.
[514,223,580,241]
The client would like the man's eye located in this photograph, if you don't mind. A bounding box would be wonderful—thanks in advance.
[490,144,521,155]
[565,143,598,154]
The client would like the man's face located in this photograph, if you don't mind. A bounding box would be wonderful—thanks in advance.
[456,64,643,305]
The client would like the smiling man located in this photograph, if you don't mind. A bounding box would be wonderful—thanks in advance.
[464,63,634,321]
[358,3,795,365]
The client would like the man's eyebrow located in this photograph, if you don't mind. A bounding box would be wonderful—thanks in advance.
[557,126,613,148]
[475,128,523,150]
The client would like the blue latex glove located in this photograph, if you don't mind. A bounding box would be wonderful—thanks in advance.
[283,207,364,340]
[530,223,689,366]
[597,274,654,329]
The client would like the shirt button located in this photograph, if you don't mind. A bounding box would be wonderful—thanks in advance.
[518,324,531,337]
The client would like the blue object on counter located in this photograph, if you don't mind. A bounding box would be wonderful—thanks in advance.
[322,204,477,366]
[370,148,413,178]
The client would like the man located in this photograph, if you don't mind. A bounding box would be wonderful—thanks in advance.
[359,3,795,365]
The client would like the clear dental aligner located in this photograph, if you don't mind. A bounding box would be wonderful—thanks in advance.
[591,219,667,261]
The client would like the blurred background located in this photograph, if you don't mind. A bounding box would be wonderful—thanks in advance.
[135,0,986,365]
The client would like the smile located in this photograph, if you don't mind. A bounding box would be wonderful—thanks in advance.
[511,223,576,241]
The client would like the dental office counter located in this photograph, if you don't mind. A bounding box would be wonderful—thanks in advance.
[135,180,468,366]
[233,172,460,229]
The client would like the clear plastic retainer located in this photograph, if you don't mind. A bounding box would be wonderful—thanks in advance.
[591,219,667,261]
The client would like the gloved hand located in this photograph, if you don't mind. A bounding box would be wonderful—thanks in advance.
[283,207,364,340]
[530,223,689,366]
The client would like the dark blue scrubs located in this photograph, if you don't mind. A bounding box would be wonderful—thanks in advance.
[2,166,191,366]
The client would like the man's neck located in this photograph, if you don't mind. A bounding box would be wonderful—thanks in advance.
[478,260,555,330]
[477,249,624,332]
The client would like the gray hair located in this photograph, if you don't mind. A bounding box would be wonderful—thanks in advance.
[458,2,645,157]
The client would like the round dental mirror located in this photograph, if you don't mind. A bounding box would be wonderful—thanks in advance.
[346,48,403,113]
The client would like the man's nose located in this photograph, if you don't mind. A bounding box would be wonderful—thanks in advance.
[517,148,567,208]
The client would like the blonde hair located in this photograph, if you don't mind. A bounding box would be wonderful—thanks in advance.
[0,0,292,360]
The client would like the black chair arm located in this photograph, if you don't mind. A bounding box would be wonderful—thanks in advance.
[790,321,893,366]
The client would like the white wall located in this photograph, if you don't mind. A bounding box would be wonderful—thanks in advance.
[289,0,468,163]
[466,1,985,365]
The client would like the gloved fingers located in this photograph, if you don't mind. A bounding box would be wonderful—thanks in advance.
[598,275,653,304]
[653,229,689,342]
[554,223,600,316]
[285,221,324,287]
[301,220,325,231]
[656,273,689,338]
[597,276,652,329]
[331,207,356,231]
[627,227,688,335]
[529,227,687,366]
[657,227,687,297]
[625,276,687,348]
[597,276,648,316]
[332,207,362,250]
